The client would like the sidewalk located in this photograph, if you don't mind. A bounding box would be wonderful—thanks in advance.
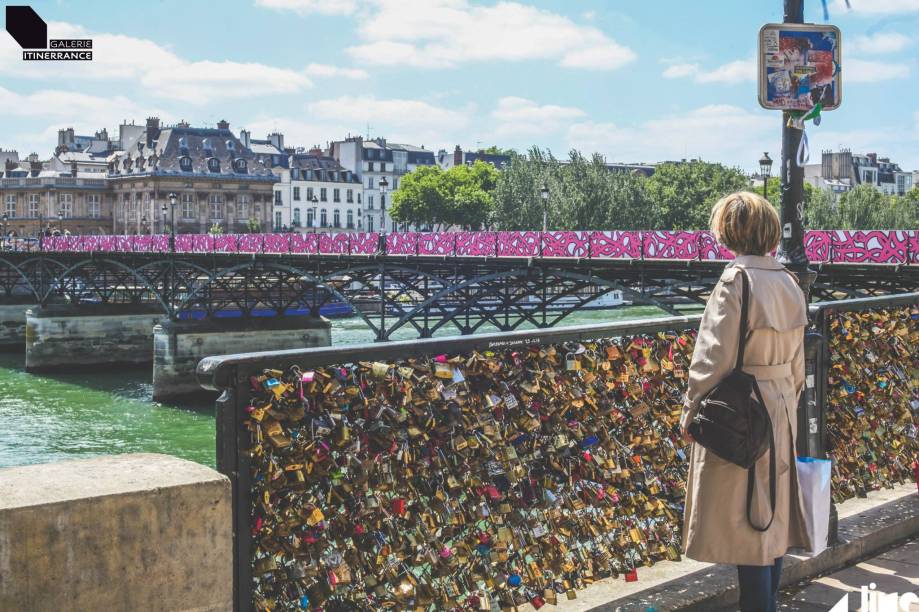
[546,482,918,611]
[777,536,918,611]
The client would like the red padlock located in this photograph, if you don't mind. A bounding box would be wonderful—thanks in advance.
[912,460,919,495]
[625,569,638,582]
[392,498,406,516]
[530,595,545,609]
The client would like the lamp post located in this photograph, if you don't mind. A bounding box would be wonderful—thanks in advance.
[57,210,64,234]
[379,176,389,251]
[310,196,318,234]
[1,214,6,250]
[141,215,148,235]
[540,183,549,232]
[759,152,773,200]
[168,193,177,252]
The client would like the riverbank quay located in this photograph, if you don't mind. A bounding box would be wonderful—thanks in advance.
[0,453,232,611]
[562,483,917,611]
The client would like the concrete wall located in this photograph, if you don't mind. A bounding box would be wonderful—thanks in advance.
[0,453,232,612]
[153,316,331,401]
[25,305,163,371]
[0,302,36,350]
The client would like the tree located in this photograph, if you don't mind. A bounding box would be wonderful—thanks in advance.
[644,161,749,230]
[208,223,224,235]
[247,217,262,233]
[390,160,499,230]
[481,145,516,156]
[836,185,888,229]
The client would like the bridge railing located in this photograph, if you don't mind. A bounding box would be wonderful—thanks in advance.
[9,229,918,264]
[197,292,918,611]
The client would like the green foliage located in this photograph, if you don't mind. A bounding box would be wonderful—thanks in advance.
[208,222,224,235]
[481,145,516,156]
[390,160,499,230]
[247,217,262,233]
[643,161,750,230]
[802,184,919,229]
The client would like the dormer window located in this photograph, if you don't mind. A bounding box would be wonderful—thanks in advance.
[207,157,221,173]
[179,156,193,172]
[226,140,236,152]
[233,158,247,174]
[202,138,213,156]
[291,167,300,180]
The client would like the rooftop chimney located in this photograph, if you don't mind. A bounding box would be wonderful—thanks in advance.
[217,119,230,130]
[453,145,462,167]
[29,160,42,177]
[867,153,877,166]
[146,116,161,148]
[268,132,284,151]
[239,129,251,149]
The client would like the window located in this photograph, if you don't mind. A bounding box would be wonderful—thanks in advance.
[179,156,192,172]
[367,177,374,189]
[207,158,221,173]
[275,211,282,231]
[237,195,250,220]
[293,208,301,226]
[368,195,374,209]
[209,193,224,219]
[347,210,354,229]
[368,216,374,232]
[182,193,195,219]
[333,188,340,203]
[28,194,39,218]
[333,209,340,227]
[87,194,100,218]
[368,162,375,172]
[274,190,282,205]
[357,193,361,204]
[320,188,327,202]
[306,187,314,202]
[58,193,73,218]
[5,194,15,218]
[320,209,327,227]
[293,186,300,201]
[380,162,386,172]
[306,208,314,228]
[346,189,353,203]
[233,158,247,173]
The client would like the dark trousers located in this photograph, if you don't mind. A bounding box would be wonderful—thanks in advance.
[737,557,783,612]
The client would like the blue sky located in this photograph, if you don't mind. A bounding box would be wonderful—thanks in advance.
[2,0,918,172]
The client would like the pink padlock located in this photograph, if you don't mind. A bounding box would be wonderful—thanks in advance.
[439,546,452,559]
[434,354,447,363]
[301,371,315,383]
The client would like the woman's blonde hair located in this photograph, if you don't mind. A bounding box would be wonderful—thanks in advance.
[710,191,781,256]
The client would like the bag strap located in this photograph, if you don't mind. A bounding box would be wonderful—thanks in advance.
[735,267,750,371]
[746,384,777,532]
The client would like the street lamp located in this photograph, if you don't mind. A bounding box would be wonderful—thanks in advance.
[540,183,549,232]
[58,209,64,234]
[378,176,389,250]
[759,152,773,199]
[310,195,318,234]
[141,215,148,235]
[167,193,177,252]
[1,214,7,250]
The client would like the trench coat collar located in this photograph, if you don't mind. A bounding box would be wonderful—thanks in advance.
[732,254,784,270]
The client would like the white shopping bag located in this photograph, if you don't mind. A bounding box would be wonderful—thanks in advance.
[796,456,832,556]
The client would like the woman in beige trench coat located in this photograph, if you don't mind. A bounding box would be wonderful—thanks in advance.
[680,192,812,612]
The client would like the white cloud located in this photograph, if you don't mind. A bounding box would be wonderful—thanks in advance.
[832,0,919,14]
[491,97,586,136]
[848,32,912,54]
[661,58,755,83]
[346,0,636,71]
[304,63,368,79]
[846,58,910,82]
[566,105,773,167]
[254,0,358,15]
[0,21,383,103]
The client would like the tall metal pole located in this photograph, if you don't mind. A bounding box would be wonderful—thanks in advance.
[775,0,815,303]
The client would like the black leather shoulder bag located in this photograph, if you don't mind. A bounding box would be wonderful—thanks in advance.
[687,267,776,532]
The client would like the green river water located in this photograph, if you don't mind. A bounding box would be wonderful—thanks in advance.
[0,306,681,469]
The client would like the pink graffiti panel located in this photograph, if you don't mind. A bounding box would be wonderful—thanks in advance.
[696,231,734,260]
[909,230,919,264]
[263,233,290,253]
[803,230,832,262]
[386,232,417,255]
[831,230,908,263]
[588,231,641,259]
[498,231,539,257]
[211,235,237,253]
[542,231,590,257]
[349,233,380,255]
[642,231,699,259]
[318,233,350,254]
[417,232,454,255]
[238,234,264,253]
[454,231,496,256]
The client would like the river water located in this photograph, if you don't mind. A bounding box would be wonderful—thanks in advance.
[0,306,681,469]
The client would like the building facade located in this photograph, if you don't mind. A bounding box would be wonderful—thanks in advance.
[1,150,113,236]
[330,136,436,233]
[271,154,363,232]
[805,149,915,198]
[107,119,276,234]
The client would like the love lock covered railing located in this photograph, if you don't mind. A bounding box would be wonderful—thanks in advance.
[198,293,919,612]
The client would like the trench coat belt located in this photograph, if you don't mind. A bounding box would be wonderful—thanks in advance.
[742,362,793,380]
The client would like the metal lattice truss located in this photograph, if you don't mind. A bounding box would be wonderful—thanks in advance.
[0,253,916,340]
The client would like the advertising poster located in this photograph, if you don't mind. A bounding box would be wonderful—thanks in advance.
[759,23,841,111]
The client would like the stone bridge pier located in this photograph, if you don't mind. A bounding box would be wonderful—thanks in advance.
[11,303,330,402]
